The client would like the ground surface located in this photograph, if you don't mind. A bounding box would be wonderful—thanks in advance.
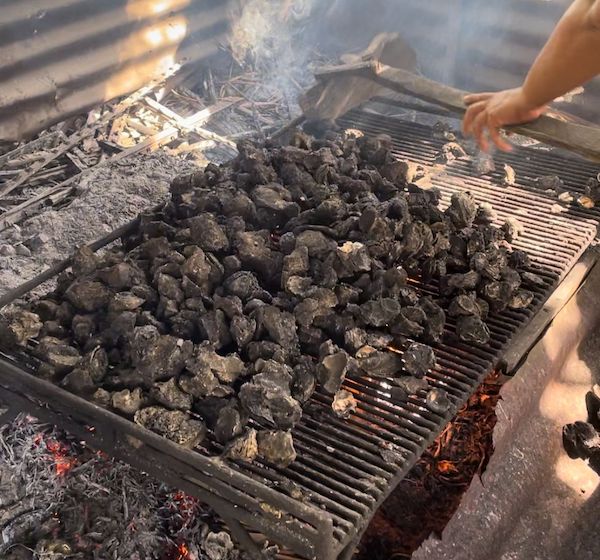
[0,153,196,299]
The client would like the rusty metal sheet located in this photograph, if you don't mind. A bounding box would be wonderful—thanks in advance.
[0,0,230,141]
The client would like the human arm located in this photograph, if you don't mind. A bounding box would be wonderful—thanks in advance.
[463,0,600,152]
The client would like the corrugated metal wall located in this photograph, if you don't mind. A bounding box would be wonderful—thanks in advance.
[0,0,230,141]
[2,0,599,141]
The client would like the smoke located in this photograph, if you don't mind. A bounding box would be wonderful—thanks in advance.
[227,1,596,121]
[229,0,320,109]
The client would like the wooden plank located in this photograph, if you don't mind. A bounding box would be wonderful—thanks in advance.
[312,61,600,162]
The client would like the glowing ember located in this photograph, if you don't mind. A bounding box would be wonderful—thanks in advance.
[44,437,77,476]
[437,460,459,474]
[176,543,191,560]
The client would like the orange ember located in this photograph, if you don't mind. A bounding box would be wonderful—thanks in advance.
[176,543,191,560]
[437,460,459,474]
[45,438,77,476]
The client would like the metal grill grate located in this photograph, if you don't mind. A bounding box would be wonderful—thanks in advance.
[0,110,597,560]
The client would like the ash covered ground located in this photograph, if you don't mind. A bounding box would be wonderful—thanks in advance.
[0,155,256,560]
[0,153,197,299]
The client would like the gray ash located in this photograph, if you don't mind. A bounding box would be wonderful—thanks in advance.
[0,128,535,467]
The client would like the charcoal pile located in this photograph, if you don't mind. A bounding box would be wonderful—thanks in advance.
[0,127,539,468]
[563,388,600,475]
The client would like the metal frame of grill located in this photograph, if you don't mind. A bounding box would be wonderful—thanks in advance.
[0,107,598,560]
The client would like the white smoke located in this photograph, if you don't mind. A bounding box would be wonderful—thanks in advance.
[229,0,319,107]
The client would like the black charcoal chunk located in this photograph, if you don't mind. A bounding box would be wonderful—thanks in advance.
[187,344,245,384]
[420,298,446,342]
[92,388,111,407]
[392,376,429,396]
[252,185,300,227]
[316,351,349,394]
[260,306,298,348]
[332,390,357,418]
[292,360,316,403]
[34,337,81,374]
[448,294,481,317]
[223,255,242,277]
[71,246,100,276]
[403,343,436,378]
[441,271,481,295]
[224,271,263,302]
[112,388,144,416]
[230,315,256,349]
[480,280,513,313]
[446,192,477,229]
[189,213,229,252]
[335,241,371,278]
[134,407,206,448]
[0,310,42,348]
[509,250,530,269]
[391,306,426,338]
[358,299,401,327]
[295,230,336,259]
[456,315,491,344]
[586,389,600,431]
[151,378,193,411]
[344,328,368,354]
[225,428,259,462]
[235,230,277,275]
[356,346,403,377]
[246,341,288,363]
[521,272,546,288]
[509,290,534,310]
[156,274,184,303]
[98,262,144,290]
[74,347,108,383]
[562,421,600,460]
[65,280,111,312]
[426,388,451,414]
[40,320,67,338]
[61,367,96,395]
[109,292,145,313]
[257,430,297,468]
[198,310,231,350]
[130,328,192,383]
[214,405,243,444]
[239,366,301,430]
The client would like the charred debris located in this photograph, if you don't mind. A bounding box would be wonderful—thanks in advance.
[0,127,539,468]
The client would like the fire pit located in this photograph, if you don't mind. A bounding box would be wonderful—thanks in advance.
[0,106,596,560]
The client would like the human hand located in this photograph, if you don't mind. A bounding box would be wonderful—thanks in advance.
[462,88,547,152]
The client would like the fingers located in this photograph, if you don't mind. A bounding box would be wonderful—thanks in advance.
[462,95,513,152]
[462,101,486,135]
[488,124,513,152]
[472,111,490,152]
[464,92,493,105]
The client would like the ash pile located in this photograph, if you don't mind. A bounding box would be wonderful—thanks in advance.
[0,127,540,469]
